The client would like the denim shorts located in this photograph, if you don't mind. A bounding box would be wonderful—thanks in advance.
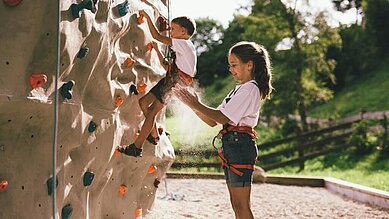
[222,131,258,187]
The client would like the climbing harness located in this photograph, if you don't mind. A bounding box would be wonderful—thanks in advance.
[212,124,257,177]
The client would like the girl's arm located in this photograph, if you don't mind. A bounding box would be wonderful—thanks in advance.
[173,87,230,127]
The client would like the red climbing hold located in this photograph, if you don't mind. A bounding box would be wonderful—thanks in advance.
[158,16,169,32]
[147,42,153,52]
[138,13,144,24]
[3,0,22,7]
[0,180,8,192]
[135,208,142,218]
[29,73,48,89]
[148,164,157,174]
[137,81,147,93]
[115,96,123,107]
[125,57,135,68]
[118,185,127,196]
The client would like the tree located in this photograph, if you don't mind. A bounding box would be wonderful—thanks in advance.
[246,0,341,132]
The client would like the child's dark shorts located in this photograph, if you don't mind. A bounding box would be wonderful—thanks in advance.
[221,131,258,187]
[149,73,179,104]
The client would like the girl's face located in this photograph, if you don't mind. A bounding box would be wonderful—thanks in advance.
[228,53,253,84]
[170,23,186,38]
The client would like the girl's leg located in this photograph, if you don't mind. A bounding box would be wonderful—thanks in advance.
[134,99,164,148]
[227,184,254,219]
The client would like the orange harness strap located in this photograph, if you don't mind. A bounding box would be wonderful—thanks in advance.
[218,148,254,176]
[218,125,257,139]
[216,125,257,176]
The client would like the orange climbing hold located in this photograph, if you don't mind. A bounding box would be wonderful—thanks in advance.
[29,73,48,89]
[118,185,127,196]
[137,81,147,93]
[147,42,153,52]
[3,0,22,7]
[148,164,157,174]
[158,16,169,32]
[114,146,121,157]
[115,96,123,107]
[0,180,8,192]
[125,57,135,68]
[138,13,144,24]
[135,208,142,218]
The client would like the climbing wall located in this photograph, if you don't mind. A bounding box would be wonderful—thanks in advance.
[0,0,174,218]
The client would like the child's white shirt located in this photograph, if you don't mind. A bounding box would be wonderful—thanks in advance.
[171,38,197,77]
[218,80,261,127]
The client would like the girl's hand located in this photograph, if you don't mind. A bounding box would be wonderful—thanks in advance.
[172,85,199,108]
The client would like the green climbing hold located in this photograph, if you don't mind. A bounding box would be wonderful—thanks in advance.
[83,171,95,186]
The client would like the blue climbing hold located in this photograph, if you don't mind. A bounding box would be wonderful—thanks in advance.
[77,46,89,59]
[61,203,73,219]
[70,0,98,19]
[47,176,58,196]
[118,0,129,17]
[130,84,139,95]
[88,121,97,133]
[83,171,95,186]
[60,80,75,100]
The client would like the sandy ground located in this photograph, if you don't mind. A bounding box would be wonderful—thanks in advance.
[145,178,389,219]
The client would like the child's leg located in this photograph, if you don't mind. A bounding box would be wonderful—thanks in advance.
[139,92,160,137]
[134,99,164,148]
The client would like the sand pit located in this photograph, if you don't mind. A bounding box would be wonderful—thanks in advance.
[146,178,389,219]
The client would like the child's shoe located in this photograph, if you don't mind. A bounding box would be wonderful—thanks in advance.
[146,134,160,145]
[117,143,142,157]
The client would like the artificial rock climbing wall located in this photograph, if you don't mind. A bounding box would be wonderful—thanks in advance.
[0,0,174,218]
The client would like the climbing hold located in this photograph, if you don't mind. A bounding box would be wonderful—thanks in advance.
[88,121,97,133]
[117,0,129,17]
[153,179,160,188]
[77,46,89,59]
[114,146,121,157]
[83,171,95,187]
[137,13,144,24]
[135,208,142,219]
[147,42,153,52]
[70,0,97,19]
[0,179,8,192]
[124,57,135,68]
[61,203,73,219]
[130,84,139,95]
[158,16,169,32]
[158,127,164,135]
[137,81,147,93]
[115,96,123,107]
[148,164,157,174]
[118,185,127,196]
[60,80,75,100]
[29,73,48,89]
[2,0,22,7]
[46,176,58,196]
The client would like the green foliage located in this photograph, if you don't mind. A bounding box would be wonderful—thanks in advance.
[349,120,377,154]
[309,59,389,118]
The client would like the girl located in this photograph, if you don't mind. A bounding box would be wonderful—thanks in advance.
[173,41,273,219]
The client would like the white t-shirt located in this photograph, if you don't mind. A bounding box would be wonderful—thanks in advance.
[218,80,261,127]
[171,38,197,77]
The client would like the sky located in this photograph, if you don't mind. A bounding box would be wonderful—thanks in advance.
[171,0,251,27]
[170,0,358,28]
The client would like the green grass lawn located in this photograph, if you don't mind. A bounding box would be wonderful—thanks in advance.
[266,149,389,192]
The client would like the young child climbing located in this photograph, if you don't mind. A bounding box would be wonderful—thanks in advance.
[117,10,197,157]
